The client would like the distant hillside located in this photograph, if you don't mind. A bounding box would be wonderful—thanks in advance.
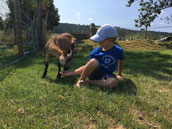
[54,23,172,40]
[54,23,90,35]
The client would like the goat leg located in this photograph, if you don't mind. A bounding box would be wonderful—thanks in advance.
[42,63,49,79]
[57,62,61,79]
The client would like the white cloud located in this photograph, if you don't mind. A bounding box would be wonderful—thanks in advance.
[88,17,93,21]
[76,12,81,17]
[161,10,164,14]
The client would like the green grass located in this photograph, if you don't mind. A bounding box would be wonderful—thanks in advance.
[0,40,172,128]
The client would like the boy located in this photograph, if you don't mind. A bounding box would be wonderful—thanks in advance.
[60,24,125,88]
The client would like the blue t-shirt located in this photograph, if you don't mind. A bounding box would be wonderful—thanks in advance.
[89,45,124,74]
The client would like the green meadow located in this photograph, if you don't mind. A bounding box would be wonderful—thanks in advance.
[0,40,172,129]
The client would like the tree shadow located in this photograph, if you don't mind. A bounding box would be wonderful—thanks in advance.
[12,52,45,68]
[125,51,172,81]
[0,51,46,82]
[0,49,19,82]
[159,42,172,49]
[0,67,14,82]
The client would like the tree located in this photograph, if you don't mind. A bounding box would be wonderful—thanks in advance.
[46,0,60,30]
[3,15,13,32]
[5,0,14,31]
[90,23,97,36]
[127,0,172,39]
[6,0,59,49]
[0,17,3,30]
[127,0,172,16]
[6,0,59,31]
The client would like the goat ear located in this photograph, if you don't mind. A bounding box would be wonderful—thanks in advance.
[62,51,67,56]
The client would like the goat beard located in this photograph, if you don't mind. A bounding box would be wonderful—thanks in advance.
[59,55,66,66]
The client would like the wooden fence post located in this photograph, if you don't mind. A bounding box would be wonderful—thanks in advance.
[14,0,24,56]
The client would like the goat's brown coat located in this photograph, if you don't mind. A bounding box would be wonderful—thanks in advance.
[45,33,76,61]
[42,33,76,79]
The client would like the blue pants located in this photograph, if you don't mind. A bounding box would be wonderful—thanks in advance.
[88,68,116,80]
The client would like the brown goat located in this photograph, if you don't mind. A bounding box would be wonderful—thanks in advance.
[42,33,76,79]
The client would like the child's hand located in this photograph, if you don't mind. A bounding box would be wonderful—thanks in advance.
[117,75,126,80]
[59,71,72,76]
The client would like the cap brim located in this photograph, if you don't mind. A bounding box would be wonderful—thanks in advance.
[90,35,106,43]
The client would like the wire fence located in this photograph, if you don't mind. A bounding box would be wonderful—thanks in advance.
[0,0,38,67]
[20,8,38,54]
[0,1,38,47]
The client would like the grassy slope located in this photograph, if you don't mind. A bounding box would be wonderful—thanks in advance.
[0,40,172,129]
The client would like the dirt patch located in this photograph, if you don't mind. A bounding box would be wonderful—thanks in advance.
[131,107,161,129]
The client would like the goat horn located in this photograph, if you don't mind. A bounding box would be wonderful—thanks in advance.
[67,46,74,58]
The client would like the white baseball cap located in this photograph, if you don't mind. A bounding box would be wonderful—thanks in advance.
[90,24,118,42]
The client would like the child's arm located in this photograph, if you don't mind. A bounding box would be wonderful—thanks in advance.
[117,59,125,79]
[60,65,85,76]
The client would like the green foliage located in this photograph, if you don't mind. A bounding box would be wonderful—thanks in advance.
[5,0,15,31]
[46,0,60,30]
[127,0,172,24]
[127,0,172,38]
[6,0,59,31]
[0,17,3,30]
[90,23,97,36]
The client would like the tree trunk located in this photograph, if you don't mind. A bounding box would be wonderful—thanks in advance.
[144,26,148,39]
[37,0,43,49]
[14,0,23,56]
[42,6,49,45]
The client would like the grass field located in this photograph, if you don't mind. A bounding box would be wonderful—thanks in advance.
[0,40,172,129]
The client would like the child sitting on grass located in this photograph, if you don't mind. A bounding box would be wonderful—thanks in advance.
[60,24,125,88]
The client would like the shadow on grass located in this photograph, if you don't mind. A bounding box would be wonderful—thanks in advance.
[46,76,79,86]
[125,51,172,81]
[0,67,14,82]
[159,42,172,49]
[86,78,137,95]
[0,51,45,82]
[45,76,137,95]
[0,49,19,82]
[115,79,137,95]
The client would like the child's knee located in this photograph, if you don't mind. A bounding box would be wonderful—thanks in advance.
[107,78,118,88]
[87,58,99,67]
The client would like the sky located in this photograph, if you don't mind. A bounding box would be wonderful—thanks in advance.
[54,0,172,33]
[0,0,171,33]
[0,0,9,20]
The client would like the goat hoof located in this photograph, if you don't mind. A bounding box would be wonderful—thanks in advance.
[41,75,46,79]
[56,75,61,79]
